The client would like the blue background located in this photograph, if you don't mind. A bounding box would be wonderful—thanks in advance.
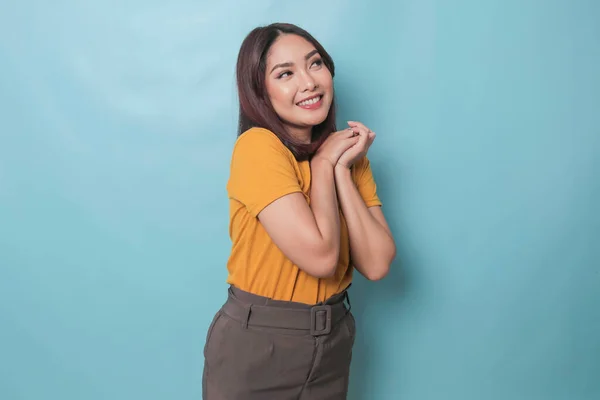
[1,1,599,399]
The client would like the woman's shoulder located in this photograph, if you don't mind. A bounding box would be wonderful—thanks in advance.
[227,127,303,195]
[234,127,289,154]
[230,127,297,172]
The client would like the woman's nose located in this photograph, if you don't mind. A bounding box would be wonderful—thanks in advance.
[299,71,317,91]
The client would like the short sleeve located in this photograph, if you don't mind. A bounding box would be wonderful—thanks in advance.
[352,156,382,208]
[227,128,303,217]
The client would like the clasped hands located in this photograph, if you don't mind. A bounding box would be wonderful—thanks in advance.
[313,121,376,170]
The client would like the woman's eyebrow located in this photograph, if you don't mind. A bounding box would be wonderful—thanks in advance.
[270,49,320,73]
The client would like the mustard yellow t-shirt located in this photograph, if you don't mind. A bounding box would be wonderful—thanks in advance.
[225,127,382,304]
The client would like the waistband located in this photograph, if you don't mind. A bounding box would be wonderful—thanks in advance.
[222,285,351,336]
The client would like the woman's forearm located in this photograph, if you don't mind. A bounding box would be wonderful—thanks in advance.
[308,158,342,272]
[334,165,395,280]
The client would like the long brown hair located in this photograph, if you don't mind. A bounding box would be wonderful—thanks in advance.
[235,23,337,161]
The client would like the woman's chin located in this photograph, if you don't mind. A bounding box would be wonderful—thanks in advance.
[297,113,329,128]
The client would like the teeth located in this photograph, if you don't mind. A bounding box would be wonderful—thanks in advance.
[298,96,321,106]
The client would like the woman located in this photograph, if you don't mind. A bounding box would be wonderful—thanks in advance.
[202,22,396,399]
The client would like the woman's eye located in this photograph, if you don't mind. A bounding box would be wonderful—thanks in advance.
[278,71,292,79]
[312,59,323,67]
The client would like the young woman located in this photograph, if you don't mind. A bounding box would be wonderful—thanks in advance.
[202,22,396,399]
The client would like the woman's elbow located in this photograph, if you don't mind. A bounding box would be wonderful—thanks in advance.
[314,251,340,278]
[363,264,391,281]
[365,246,396,281]
[297,247,339,278]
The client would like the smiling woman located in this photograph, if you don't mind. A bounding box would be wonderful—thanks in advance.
[265,41,333,138]
[235,23,338,160]
[202,22,396,400]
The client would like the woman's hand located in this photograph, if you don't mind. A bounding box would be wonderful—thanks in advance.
[337,121,376,169]
[312,128,360,167]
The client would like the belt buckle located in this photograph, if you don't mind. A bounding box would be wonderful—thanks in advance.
[310,305,332,336]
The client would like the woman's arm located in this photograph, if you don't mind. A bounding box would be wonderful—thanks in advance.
[334,164,396,280]
[257,158,341,278]
[257,130,359,278]
[334,121,396,280]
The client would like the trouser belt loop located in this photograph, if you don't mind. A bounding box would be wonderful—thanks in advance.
[241,304,252,329]
[344,290,351,312]
[229,287,252,329]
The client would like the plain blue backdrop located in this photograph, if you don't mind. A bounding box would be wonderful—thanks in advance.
[1,1,599,399]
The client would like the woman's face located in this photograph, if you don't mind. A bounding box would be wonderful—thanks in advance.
[264,34,333,141]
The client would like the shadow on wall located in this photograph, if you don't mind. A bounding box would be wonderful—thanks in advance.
[347,253,410,398]
[334,71,417,399]
[345,150,422,399]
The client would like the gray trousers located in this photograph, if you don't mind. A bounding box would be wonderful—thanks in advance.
[202,285,356,399]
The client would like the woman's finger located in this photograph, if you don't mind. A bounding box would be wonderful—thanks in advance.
[349,124,368,138]
[336,128,356,138]
[343,136,360,150]
[357,130,369,149]
[348,120,372,133]
[368,130,376,143]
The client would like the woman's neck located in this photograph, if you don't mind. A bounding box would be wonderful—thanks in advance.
[288,126,312,144]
